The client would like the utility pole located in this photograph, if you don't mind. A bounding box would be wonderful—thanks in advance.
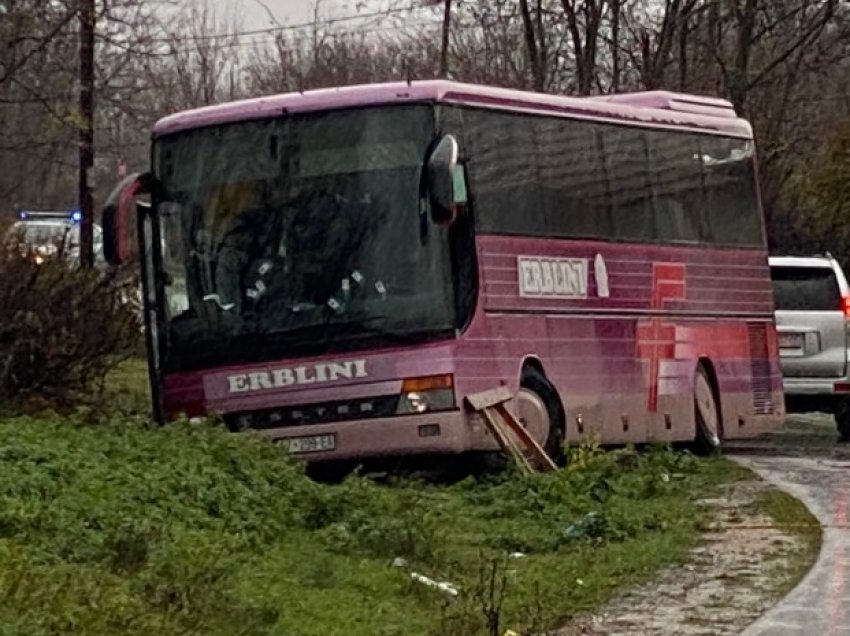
[78,0,95,268]
[439,0,452,78]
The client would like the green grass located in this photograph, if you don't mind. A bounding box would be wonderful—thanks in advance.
[98,357,150,414]
[0,411,742,636]
[751,489,822,598]
[103,358,150,399]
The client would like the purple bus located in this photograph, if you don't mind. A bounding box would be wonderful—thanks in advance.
[103,80,784,462]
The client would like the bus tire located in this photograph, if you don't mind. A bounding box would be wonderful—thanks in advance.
[519,366,565,464]
[693,364,722,456]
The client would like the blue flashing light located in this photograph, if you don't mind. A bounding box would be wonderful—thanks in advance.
[70,210,82,223]
[19,211,29,220]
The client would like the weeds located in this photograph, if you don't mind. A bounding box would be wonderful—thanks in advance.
[435,554,511,636]
[0,237,141,405]
[0,414,737,636]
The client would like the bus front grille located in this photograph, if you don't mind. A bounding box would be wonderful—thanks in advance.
[226,395,401,430]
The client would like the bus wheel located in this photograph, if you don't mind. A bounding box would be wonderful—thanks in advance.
[693,365,722,456]
[518,367,565,463]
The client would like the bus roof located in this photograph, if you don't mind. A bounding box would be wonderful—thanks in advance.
[152,80,752,139]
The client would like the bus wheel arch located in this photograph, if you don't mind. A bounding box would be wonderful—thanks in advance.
[693,358,723,455]
[517,359,566,463]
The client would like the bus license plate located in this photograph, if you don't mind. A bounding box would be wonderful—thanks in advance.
[281,434,336,454]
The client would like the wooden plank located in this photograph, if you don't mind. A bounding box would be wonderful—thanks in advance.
[479,407,512,450]
[465,386,513,411]
[467,384,559,474]
[480,407,533,474]
[494,403,558,472]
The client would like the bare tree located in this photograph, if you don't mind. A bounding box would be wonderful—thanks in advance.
[1,0,849,258]
[519,0,548,90]
[561,0,608,95]
[440,0,452,77]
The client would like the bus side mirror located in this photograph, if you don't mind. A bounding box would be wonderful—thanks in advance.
[427,134,467,225]
[102,172,153,265]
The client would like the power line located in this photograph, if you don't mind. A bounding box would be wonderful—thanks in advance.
[2,3,441,59]
[145,3,435,44]
[4,4,522,62]
[94,20,445,58]
[103,11,525,58]
[179,20,444,51]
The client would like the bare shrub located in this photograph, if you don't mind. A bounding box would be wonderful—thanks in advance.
[0,235,141,404]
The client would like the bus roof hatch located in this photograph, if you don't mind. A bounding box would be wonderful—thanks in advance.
[590,91,738,119]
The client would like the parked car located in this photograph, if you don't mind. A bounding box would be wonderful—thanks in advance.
[6,209,105,269]
[770,254,850,442]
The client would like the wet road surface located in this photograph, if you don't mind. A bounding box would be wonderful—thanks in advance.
[735,454,850,635]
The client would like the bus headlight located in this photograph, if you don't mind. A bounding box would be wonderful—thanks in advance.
[397,375,455,415]
[406,392,429,413]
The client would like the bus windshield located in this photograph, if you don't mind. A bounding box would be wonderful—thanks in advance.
[153,105,455,371]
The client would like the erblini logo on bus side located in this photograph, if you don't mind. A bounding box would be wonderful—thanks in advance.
[227,360,368,393]
[518,256,588,299]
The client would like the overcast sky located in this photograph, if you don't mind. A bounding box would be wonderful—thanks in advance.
[209,0,348,29]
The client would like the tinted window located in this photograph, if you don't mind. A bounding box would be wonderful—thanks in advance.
[648,131,704,242]
[461,108,546,236]
[531,115,611,238]
[602,126,655,240]
[771,266,841,311]
[700,137,762,246]
[456,106,764,248]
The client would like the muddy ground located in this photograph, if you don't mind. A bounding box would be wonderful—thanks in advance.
[557,475,814,635]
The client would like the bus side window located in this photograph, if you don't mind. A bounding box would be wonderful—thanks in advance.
[532,117,610,239]
[437,105,478,329]
[601,126,655,242]
[461,109,546,236]
[648,130,702,243]
[699,137,761,246]
[655,196,699,243]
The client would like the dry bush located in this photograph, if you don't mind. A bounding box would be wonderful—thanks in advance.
[0,235,141,404]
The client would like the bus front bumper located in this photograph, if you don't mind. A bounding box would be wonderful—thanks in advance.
[254,410,493,462]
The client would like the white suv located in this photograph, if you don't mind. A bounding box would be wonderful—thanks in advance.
[770,254,850,442]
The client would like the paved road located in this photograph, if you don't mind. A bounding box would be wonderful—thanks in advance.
[735,455,850,635]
